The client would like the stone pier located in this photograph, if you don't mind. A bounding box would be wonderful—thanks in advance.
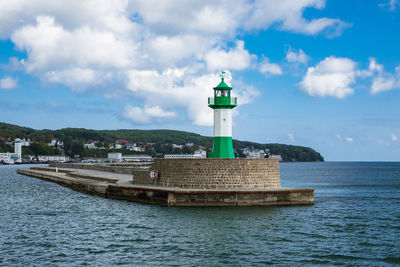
[17,159,314,207]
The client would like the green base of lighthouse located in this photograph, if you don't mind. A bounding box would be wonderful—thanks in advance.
[209,137,235,158]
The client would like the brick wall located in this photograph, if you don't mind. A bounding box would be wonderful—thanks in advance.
[133,158,280,189]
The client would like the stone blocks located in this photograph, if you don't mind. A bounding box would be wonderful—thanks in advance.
[132,158,280,189]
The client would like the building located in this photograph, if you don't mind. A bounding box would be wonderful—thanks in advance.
[14,138,22,163]
[208,72,237,158]
[194,149,207,158]
[246,149,266,158]
[48,139,64,147]
[164,154,205,159]
[132,146,145,152]
[122,155,153,162]
[84,143,96,149]
[270,154,283,161]
[108,152,122,162]
[37,155,69,162]
[0,138,23,164]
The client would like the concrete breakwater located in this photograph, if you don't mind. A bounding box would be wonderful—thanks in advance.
[17,159,314,206]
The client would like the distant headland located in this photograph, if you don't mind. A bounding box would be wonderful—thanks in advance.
[0,122,323,162]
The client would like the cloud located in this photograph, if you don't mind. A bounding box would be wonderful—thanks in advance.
[131,0,348,37]
[357,57,384,77]
[1,0,348,125]
[244,0,349,36]
[345,137,353,142]
[300,56,357,98]
[205,41,254,71]
[123,105,176,124]
[125,69,259,126]
[337,134,353,143]
[0,76,18,89]
[370,66,400,94]
[11,16,136,73]
[286,48,310,64]
[356,58,400,94]
[288,133,294,142]
[392,133,398,141]
[259,58,282,76]
[379,0,398,11]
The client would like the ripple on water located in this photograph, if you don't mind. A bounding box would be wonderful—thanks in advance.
[1,163,400,265]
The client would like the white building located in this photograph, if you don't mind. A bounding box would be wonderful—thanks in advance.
[194,149,207,158]
[122,155,153,162]
[114,144,122,149]
[0,138,23,163]
[132,146,145,152]
[48,139,64,147]
[37,155,69,162]
[270,154,283,161]
[20,138,30,146]
[164,154,205,159]
[84,143,96,149]
[108,152,122,162]
[14,138,22,163]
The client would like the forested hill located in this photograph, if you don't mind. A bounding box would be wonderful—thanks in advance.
[0,122,324,162]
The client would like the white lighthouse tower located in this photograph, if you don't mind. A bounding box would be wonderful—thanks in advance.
[208,72,237,158]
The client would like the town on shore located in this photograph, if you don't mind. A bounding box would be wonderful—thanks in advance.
[0,137,282,165]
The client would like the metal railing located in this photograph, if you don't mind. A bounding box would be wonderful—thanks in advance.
[208,97,237,105]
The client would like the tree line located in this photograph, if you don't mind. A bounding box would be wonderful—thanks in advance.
[0,122,324,161]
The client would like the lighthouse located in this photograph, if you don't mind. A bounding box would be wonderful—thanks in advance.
[208,72,237,158]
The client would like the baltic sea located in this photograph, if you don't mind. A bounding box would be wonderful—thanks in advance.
[1,162,399,266]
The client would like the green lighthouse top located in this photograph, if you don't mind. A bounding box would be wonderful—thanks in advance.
[208,71,237,109]
[214,71,232,90]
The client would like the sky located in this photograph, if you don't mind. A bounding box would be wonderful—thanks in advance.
[0,0,399,161]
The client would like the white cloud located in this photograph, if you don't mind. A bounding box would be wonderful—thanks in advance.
[371,76,396,94]
[123,105,176,124]
[259,58,282,76]
[125,69,259,126]
[392,133,398,141]
[0,0,348,125]
[288,133,295,142]
[370,65,400,94]
[357,57,384,77]
[130,0,347,37]
[0,76,18,89]
[379,0,398,11]
[345,137,353,142]
[356,58,400,94]
[300,56,357,98]
[286,48,310,64]
[336,134,342,140]
[205,41,254,71]
[11,16,136,73]
[244,0,349,36]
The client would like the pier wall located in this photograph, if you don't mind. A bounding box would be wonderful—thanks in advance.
[49,163,140,174]
[133,158,280,189]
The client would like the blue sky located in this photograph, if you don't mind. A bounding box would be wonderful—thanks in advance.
[0,0,399,161]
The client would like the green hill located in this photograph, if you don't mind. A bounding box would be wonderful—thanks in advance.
[0,122,324,162]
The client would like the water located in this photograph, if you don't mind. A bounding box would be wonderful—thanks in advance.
[1,162,399,266]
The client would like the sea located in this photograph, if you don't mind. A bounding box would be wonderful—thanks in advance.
[0,162,399,266]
